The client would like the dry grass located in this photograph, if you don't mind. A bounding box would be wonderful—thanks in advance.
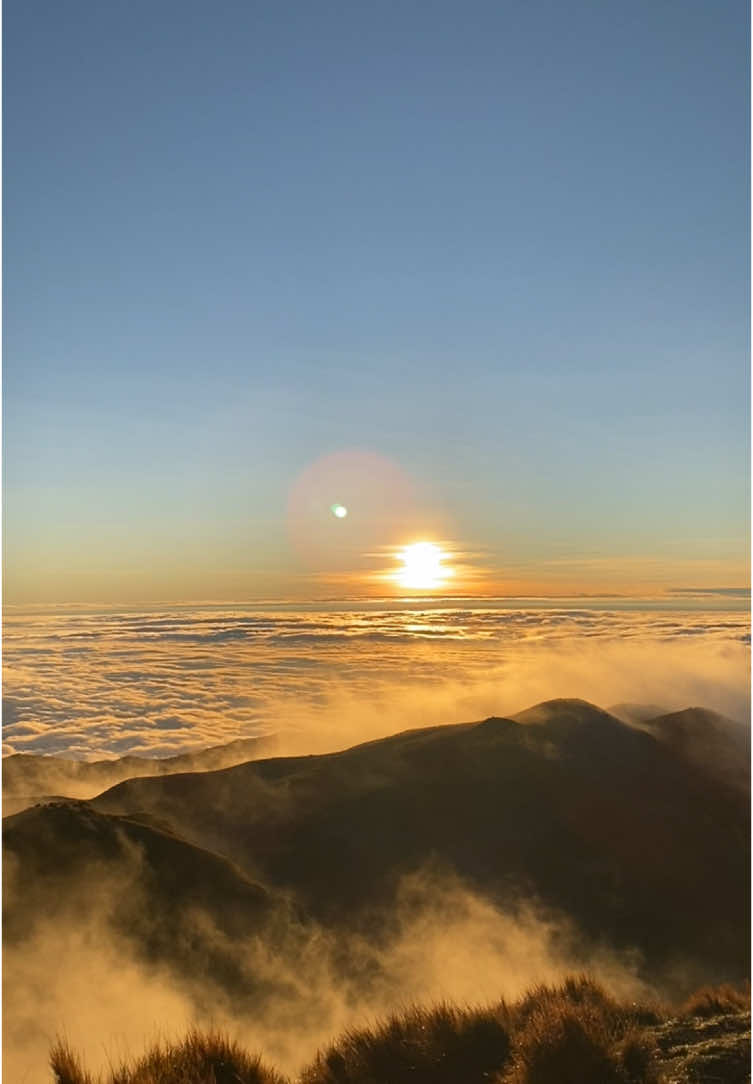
[295,975,665,1084]
[50,1041,95,1084]
[51,973,753,1084]
[499,1004,660,1084]
[51,1030,285,1084]
[512,975,654,1029]
[679,981,751,1019]
[299,1001,512,1084]
[496,975,663,1084]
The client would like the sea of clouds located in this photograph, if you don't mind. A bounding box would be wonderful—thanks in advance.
[3,598,749,760]
[3,596,750,1081]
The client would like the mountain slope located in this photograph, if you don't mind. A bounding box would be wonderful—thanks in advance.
[639,707,749,792]
[3,800,299,1003]
[91,699,749,987]
[2,734,273,813]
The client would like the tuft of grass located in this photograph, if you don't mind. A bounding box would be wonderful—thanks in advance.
[52,1030,285,1084]
[510,974,664,1033]
[499,1003,662,1084]
[679,981,751,1019]
[617,1030,662,1082]
[497,975,664,1084]
[300,1001,512,1084]
[51,1041,96,1084]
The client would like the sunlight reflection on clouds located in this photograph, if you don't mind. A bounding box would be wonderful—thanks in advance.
[3,603,749,759]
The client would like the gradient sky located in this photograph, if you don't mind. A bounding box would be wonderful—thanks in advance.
[4,0,749,602]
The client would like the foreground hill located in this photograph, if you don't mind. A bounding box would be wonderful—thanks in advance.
[2,734,273,814]
[91,698,749,988]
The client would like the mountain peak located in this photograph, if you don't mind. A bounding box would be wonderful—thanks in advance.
[511,698,619,728]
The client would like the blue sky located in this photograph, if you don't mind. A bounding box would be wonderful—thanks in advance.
[4,0,749,601]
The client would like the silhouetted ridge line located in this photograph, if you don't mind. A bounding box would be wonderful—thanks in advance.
[79,698,749,987]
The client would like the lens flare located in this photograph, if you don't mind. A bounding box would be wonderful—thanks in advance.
[287,450,414,570]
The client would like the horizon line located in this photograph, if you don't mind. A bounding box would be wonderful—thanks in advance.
[3,587,750,610]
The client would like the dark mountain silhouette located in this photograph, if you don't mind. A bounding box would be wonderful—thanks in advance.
[608,702,671,724]
[639,707,749,793]
[89,699,749,988]
[3,799,300,1004]
[2,792,70,818]
[2,734,274,814]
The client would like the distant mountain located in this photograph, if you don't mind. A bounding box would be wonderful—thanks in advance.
[91,699,749,988]
[609,703,749,791]
[2,734,274,814]
[607,702,671,725]
[639,707,750,793]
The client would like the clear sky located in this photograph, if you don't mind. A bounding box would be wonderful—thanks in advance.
[4,0,749,602]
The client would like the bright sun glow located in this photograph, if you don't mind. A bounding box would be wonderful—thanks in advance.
[396,542,450,590]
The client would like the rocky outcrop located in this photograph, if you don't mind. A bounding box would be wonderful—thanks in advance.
[651,1010,750,1083]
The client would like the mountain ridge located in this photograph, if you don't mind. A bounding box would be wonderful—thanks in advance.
[2,734,275,815]
[84,698,748,989]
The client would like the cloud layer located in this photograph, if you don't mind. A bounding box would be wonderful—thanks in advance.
[3,600,749,760]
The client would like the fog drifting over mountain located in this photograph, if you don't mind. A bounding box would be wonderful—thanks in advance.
[4,601,748,760]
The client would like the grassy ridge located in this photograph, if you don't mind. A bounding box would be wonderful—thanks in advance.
[50,976,750,1084]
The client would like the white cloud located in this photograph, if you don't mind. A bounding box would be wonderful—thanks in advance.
[3,603,749,760]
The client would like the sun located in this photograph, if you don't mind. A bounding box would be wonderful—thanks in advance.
[396,541,450,590]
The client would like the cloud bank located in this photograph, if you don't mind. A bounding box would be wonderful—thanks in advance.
[3,601,749,760]
[3,600,748,1079]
